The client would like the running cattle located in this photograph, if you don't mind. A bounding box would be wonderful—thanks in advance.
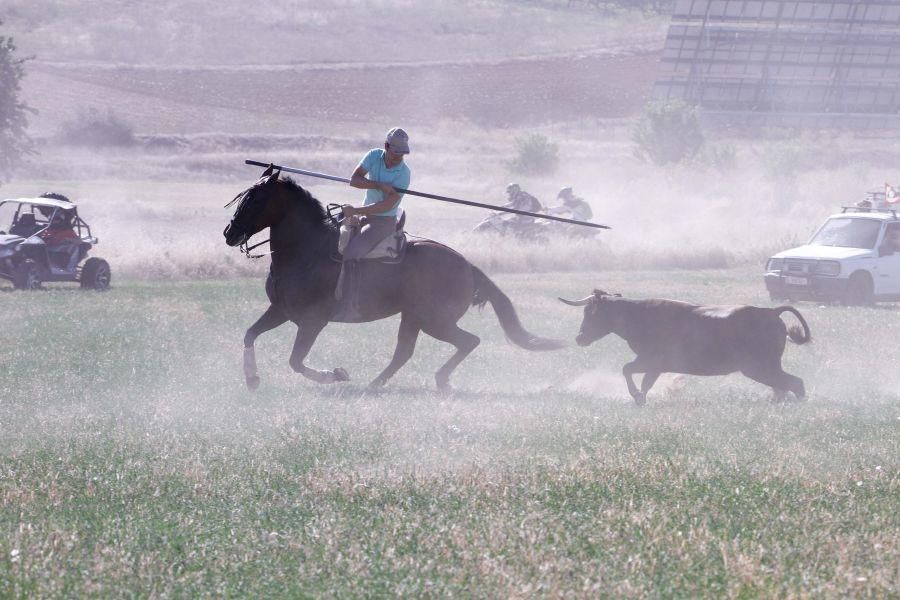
[559,290,811,405]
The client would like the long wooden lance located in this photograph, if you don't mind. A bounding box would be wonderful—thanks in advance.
[245,159,610,230]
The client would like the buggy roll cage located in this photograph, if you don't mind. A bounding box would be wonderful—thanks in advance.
[2,200,97,243]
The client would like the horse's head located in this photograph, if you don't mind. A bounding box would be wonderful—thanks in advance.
[223,166,285,247]
[224,167,332,250]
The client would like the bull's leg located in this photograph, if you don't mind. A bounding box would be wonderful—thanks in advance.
[243,304,288,390]
[641,371,662,398]
[370,314,421,389]
[622,357,650,406]
[289,319,350,384]
[741,365,806,401]
[421,322,480,390]
[785,371,806,401]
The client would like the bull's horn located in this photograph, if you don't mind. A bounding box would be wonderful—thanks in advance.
[558,296,593,307]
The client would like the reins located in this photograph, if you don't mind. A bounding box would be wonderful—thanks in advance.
[233,195,342,260]
[240,218,338,265]
[240,237,272,259]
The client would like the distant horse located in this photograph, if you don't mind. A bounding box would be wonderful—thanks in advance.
[223,166,562,390]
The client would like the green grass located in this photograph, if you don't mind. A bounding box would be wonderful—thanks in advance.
[1,270,898,597]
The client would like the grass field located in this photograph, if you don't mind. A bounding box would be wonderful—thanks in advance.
[1,270,897,597]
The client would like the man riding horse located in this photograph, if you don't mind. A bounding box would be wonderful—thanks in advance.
[336,127,411,319]
[223,153,562,391]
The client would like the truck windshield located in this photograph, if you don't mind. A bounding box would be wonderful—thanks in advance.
[809,217,882,249]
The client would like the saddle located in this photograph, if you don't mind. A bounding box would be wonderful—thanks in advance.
[337,209,407,263]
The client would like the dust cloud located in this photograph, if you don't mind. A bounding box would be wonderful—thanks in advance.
[5,3,896,281]
[3,1,899,400]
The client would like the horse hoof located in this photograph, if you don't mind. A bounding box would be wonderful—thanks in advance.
[246,375,261,391]
[632,393,646,407]
[368,377,386,389]
[332,368,350,382]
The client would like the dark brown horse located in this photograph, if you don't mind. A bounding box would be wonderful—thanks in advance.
[223,167,562,390]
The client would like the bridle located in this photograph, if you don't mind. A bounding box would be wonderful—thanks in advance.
[239,237,272,259]
[233,203,345,261]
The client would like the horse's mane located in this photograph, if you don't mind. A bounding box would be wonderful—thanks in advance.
[278,176,331,226]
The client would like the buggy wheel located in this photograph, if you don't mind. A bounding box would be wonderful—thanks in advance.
[12,259,42,290]
[80,257,111,290]
[843,272,873,306]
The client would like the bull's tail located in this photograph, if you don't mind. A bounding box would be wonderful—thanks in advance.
[774,306,811,344]
[471,267,564,351]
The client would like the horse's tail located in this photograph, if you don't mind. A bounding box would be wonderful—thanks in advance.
[471,266,564,351]
[774,305,811,344]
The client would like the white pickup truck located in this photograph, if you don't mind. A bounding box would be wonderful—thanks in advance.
[764,206,900,304]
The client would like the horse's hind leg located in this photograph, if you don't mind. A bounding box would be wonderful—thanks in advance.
[289,319,350,384]
[243,304,288,390]
[421,322,480,390]
[370,314,420,388]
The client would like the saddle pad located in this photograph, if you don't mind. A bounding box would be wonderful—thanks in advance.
[338,221,407,263]
[365,231,406,262]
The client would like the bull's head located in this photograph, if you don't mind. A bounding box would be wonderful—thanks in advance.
[559,289,621,346]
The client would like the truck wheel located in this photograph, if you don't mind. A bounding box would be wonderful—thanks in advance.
[12,259,42,290]
[80,257,111,290]
[843,272,873,306]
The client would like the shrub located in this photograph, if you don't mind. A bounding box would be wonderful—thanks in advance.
[58,108,135,147]
[702,142,738,172]
[633,100,705,166]
[758,141,806,182]
[508,133,559,175]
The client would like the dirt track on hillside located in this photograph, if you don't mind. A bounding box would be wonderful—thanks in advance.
[25,52,658,134]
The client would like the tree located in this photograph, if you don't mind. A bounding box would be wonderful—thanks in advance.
[0,20,35,182]
[633,100,705,166]
[508,134,560,176]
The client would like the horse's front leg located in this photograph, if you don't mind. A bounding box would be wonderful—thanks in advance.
[244,304,288,390]
[289,319,350,383]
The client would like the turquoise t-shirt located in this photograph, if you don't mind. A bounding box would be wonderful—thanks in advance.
[359,148,411,217]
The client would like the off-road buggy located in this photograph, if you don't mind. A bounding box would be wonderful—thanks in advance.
[0,194,111,290]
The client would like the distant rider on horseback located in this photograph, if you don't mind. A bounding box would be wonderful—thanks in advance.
[336,127,411,316]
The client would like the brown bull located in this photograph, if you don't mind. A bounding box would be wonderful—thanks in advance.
[559,290,811,405]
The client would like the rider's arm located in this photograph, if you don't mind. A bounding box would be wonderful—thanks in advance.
[353,192,400,216]
[347,164,405,216]
[349,166,379,191]
[347,166,399,216]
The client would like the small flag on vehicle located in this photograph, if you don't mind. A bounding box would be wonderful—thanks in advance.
[886,183,899,204]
